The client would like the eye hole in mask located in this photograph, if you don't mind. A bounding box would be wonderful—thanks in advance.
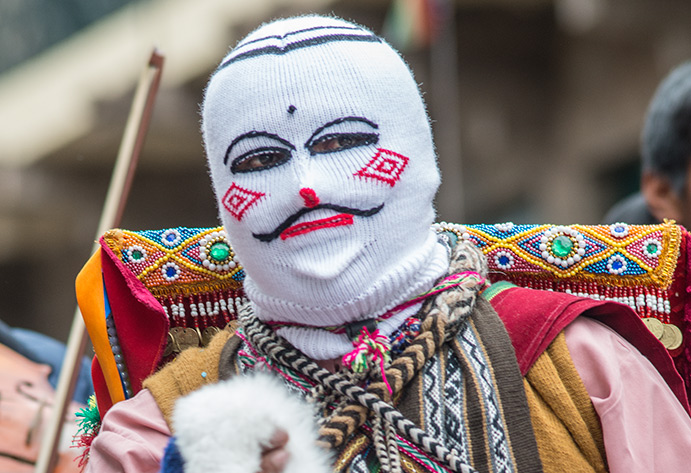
[226,131,295,174]
[305,116,380,156]
[231,147,292,173]
[308,132,379,155]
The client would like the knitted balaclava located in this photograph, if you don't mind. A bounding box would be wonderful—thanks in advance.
[202,16,449,359]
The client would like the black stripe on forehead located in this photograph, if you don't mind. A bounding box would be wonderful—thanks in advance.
[238,24,364,49]
[218,26,381,71]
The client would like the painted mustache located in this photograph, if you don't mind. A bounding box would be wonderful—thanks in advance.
[252,203,384,242]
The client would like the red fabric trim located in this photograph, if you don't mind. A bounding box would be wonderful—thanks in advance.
[490,286,601,375]
[682,229,691,395]
[490,285,690,415]
[91,355,113,416]
[99,238,169,397]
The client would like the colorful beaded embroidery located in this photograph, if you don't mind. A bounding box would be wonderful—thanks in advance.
[433,221,683,326]
[104,222,686,361]
[105,227,244,295]
[103,227,247,358]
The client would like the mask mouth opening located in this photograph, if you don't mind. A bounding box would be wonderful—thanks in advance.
[252,202,384,242]
[280,213,354,240]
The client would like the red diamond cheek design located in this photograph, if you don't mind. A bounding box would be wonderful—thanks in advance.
[222,183,266,221]
[354,148,409,186]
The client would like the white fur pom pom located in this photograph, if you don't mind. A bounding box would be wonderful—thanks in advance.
[172,373,332,473]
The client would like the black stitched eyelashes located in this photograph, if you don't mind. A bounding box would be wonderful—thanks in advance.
[224,131,295,166]
[230,147,292,174]
[225,116,380,173]
[308,132,379,155]
[305,116,379,146]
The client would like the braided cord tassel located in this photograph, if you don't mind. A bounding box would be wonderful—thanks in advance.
[373,414,403,473]
[315,311,444,449]
[318,311,447,449]
[384,418,402,473]
[239,308,477,473]
[306,312,446,447]
[364,313,445,402]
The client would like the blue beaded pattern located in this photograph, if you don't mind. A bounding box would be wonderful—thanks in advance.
[434,222,681,288]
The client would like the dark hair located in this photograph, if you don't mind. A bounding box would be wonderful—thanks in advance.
[641,60,691,193]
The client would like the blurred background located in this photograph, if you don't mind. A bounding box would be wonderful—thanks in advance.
[1,0,691,343]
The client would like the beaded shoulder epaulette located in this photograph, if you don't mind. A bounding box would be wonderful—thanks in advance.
[103,227,244,296]
[103,227,247,357]
[434,220,685,351]
[439,221,680,287]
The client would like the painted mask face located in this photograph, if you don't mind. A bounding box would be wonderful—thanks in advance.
[203,16,443,329]
[222,116,413,243]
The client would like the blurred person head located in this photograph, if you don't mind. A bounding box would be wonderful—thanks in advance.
[640,60,691,225]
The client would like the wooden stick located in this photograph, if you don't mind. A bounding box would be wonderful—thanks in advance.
[34,48,164,473]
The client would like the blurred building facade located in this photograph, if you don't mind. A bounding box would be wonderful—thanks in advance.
[1,0,691,341]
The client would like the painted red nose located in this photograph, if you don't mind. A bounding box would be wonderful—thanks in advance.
[299,187,320,208]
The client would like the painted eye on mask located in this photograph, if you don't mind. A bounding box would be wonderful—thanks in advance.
[308,132,379,155]
[225,131,295,174]
[230,147,292,173]
[305,117,380,156]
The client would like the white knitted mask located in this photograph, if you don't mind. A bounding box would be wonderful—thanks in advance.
[202,16,448,359]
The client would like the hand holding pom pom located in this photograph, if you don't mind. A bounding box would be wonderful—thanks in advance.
[159,373,332,473]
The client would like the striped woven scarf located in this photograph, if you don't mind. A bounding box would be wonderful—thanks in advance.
[326,299,542,473]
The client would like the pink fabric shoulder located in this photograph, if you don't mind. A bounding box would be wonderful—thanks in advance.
[565,317,691,472]
[486,284,690,413]
[84,388,170,473]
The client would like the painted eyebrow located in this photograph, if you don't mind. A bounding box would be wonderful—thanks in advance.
[218,27,380,70]
[224,131,295,165]
[304,117,379,149]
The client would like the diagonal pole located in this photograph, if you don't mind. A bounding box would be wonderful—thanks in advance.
[34,48,164,473]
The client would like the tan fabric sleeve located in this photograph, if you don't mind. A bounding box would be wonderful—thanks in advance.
[523,331,608,473]
[142,328,233,430]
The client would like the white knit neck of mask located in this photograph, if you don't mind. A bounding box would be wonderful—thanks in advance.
[246,232,449,360]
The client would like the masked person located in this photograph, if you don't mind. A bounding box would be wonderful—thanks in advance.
[84,15,691,473]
